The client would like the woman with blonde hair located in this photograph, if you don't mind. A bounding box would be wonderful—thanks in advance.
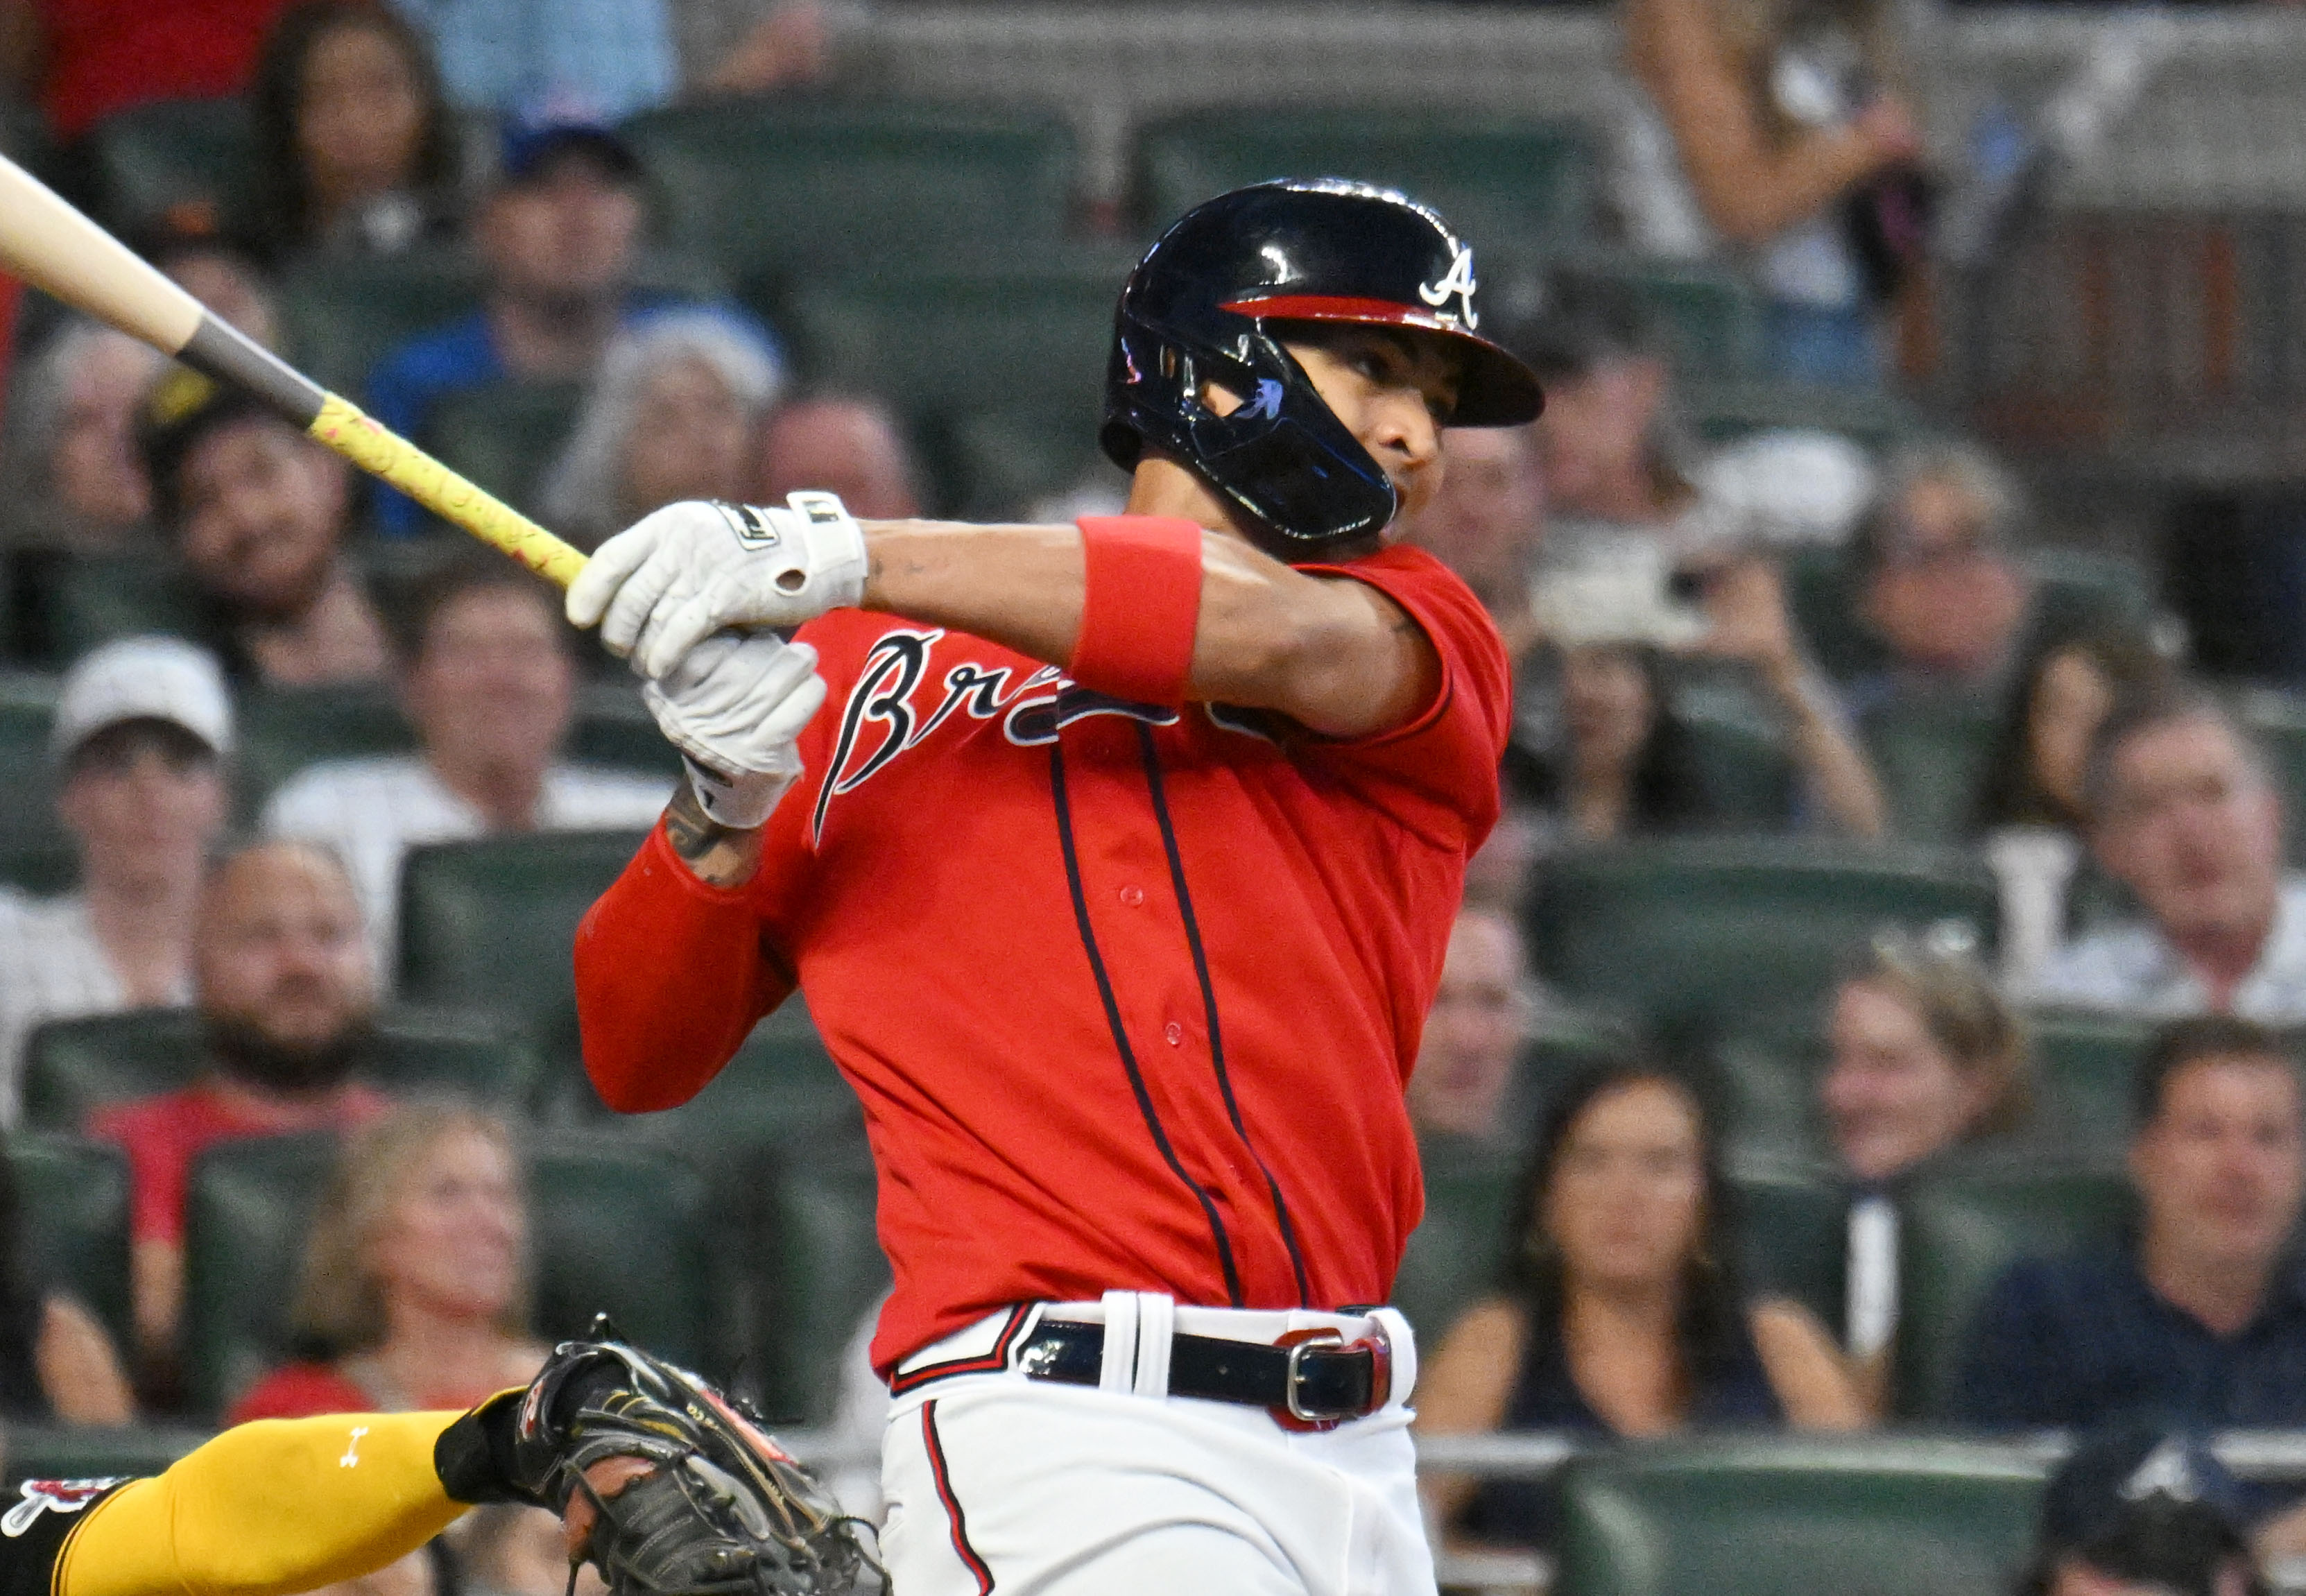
[1619,0,1929,382]
[229,1101,545,1421]
[1819,928,2032,1407]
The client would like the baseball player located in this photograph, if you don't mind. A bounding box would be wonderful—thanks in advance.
[568,178,1542,1593]
[0,1329,861,1596]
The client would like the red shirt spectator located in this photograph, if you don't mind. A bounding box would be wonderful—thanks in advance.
[89,1076,388,1246]
[225,1357,371,1422]
[16,0,298,141]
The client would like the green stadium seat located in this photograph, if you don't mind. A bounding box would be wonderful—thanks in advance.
[86,98,254,239]
[1708,1027,1830,1160]
[184,1129,715,1419]
[44,556,209,667]
[605,1020,857,1153]
[1892,1163,2131,1421]
[739,1141,886,1425]
[1556,1434,2046,1596]
[1683,380,1927,454]
[418,381,587,526]
[1524,839,1997,1038]
[1859,696,2002,844]
[2028,1009,2152,1156]
[4,1425,208,1485]
[237,683,417,815]
[570,683,681,781]
[619,101,1076,304]
[2026,549,2154,642]
[1135,110,1597,257]
[936,407,1116,522]
[9,1134,132,1353]
[0,672,64,858]
[1561,258,1765,382]
[1674,673,1798,831]
[21,1007,539,1133]
[1392,1139,1515,1350]
[1728,1157,1846,1335]
[396,832,650,1044]
[2235,689,2306,861]
[277,252,486,402]
[1781,544,1885,684]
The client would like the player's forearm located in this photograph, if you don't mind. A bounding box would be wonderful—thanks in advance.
[858,519,1431,736]
[60,1413,466,1596]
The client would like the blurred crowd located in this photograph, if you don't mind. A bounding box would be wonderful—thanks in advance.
[0,1,2294,1595]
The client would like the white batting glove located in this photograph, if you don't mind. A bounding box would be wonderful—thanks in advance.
[567,492,869,680]
[642,630,829,829]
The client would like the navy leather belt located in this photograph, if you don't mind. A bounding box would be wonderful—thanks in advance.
[1012,1317,1388,1427]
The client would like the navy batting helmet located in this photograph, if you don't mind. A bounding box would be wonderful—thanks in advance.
[1101,178,1543,563]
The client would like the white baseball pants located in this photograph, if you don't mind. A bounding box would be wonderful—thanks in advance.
[877,1295,1435,1595]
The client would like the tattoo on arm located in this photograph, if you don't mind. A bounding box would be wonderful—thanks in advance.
[663,781,766,889]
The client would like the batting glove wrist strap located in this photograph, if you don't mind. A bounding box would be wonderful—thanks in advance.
[568,492,869,679]
[681,756,793,831]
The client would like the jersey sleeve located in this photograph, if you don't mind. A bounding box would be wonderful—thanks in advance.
[1291,543,1512,849]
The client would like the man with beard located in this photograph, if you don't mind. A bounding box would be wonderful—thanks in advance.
[88,839,389,1364]
[140,371,389,687]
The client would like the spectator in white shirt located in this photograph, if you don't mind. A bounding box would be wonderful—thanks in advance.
[0,637,232,1119]
[2032,684,2306,1021]
[262,559,671,968]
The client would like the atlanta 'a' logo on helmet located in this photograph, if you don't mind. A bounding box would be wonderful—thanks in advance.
[1417,243,1479,329]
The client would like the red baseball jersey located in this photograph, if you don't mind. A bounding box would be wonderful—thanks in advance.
[575,540,1509,1374]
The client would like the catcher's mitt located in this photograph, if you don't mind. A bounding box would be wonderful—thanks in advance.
[438,1320,874,1596]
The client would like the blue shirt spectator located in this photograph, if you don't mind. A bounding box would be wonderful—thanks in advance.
[1953,1015,2306,1441]
[387,0,677,121]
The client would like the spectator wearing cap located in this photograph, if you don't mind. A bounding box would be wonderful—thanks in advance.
[141,368,390,687]
[2020,1425,2270,1596]
[752,393,922,522]
[248,0,464,266]
[0,318,168,551]
[0,637,232,1117]
[262,559,669,962]
[2031,685,2306,1021]
[87,838,391,1363]
[538,309,784,551]
[1843,441,2035,719]
[363,113,773,537]
[1954,1017,2306,1439]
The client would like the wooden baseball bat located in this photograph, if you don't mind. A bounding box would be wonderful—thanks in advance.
[0,152,589,590]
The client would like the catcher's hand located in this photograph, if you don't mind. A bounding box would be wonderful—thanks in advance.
[436,1322,872,1595]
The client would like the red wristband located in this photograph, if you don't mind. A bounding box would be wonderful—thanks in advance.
[1069,515,1204,708]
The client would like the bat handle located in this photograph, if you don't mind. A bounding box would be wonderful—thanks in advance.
[306,395,590,591]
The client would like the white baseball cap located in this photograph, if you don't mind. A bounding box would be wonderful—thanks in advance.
[51,636,234,762]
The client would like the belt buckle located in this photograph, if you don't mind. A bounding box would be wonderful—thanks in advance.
[1271,1326,1391,1433]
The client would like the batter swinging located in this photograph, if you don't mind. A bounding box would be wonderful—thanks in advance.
[569,179,1545,1594]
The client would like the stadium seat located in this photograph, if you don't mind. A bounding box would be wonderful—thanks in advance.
[619,100,1076,306]
[936,407,1117,522]
[1133,109,1597,257]
[1859,697,2002,843]
[9,1134,132,1353]
[236,683,417,815]
[418,381,587,525]
[1555,1434,2046,1596]
[85,98,254,239]
[277,251,486,402]
[0,671,67,865]
[21,1007,540,1133]
[2235,689,2306,861]
[1708,1026,1830,1161]
[2027,549,2156,643]
[1728,1157,1847,1335]
[1562,258,1766,382]
[2028,1009,2152,1156]
[1524,839,1998,1038]
[1892,1162,2131,1421]
[1683,380,1927,455]
[184,1129,716,1419]
[738,1140,888,1425]
[396,832,650,1045]
[1391,1144,1515,1350]
[4,1425,207,1486]
[1674,673,1798,831]
[603,1019,857,1153]
[43,554,209,667]
[569,682,682,782]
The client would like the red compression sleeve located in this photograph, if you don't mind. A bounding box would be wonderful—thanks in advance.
[1068,515,1204,708]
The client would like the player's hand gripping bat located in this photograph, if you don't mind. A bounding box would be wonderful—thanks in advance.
[0,152,588,590]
